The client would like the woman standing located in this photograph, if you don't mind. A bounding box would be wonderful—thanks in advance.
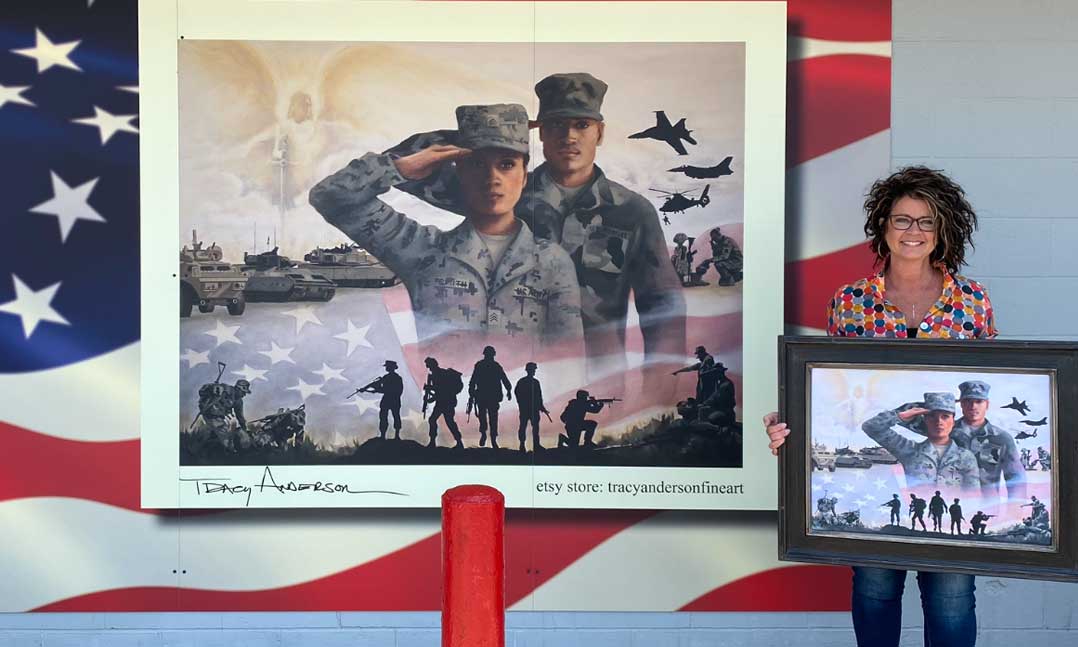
[765,166,996,647]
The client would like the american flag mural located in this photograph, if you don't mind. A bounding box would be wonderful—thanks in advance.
[0,0,889,611]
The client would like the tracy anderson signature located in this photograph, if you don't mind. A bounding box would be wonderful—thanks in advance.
[180,466,408,506]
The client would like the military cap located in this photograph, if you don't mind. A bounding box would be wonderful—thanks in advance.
[958,380,990,400]
[384,360,398,370]
[923,392,956,413]
[694,345,708,355]
[455,104,530,154]
[534,72,608,122]
[576,389,590,399]
[235,379,251,393]
[482,345,497,356]
[525,361,538,370]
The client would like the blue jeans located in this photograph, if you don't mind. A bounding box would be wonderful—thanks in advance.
[852,566,976,647]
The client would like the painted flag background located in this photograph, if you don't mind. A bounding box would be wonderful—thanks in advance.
[0,0,889,611]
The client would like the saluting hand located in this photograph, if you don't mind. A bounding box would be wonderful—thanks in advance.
[897,407,930,421]
[394,144,473,181]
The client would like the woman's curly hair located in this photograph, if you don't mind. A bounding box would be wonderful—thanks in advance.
[863,166,978,274]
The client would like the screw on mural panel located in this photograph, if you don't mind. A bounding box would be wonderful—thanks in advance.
[441,485,505,647]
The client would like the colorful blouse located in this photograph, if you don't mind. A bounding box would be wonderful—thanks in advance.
[826,271,998,339]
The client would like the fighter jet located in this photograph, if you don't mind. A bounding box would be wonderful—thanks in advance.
[668,156,734,179]
[629,110,696,155]
[1015,429,1038,440]
[1020,417,1048,427]
[1001,397,1031,416]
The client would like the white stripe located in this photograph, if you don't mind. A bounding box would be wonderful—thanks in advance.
[787,130,891,262]
[0,343,139,442]
[512,511,791,611]
[0,497,437,610]
[790,37,891,62]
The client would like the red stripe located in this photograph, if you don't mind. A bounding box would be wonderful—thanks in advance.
[788,55,891,168]
[0,421,143,512]
[784,243,877,331]
[36,511,652,611]
[679,564,852,611]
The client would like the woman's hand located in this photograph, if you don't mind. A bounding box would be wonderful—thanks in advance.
[763,411,790,456]
[897,407,930,422]
[393,144,472,181]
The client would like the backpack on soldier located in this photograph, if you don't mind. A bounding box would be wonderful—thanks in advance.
[444,368,464,396]
[198,383,234,417]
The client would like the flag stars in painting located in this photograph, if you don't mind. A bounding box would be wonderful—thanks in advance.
[232,364,269,383]
[11,29,82,74]
[29,172,106,243]
[0,275,69,338]
[287,378,324,402]
[334,320,372,356]
[873,478,887,490]
[312,363,346,384]
[203,320,242,347]
[72,106,138,145]
[344,396,378,416]
[822,473,835,484]
[281,305,323,335]
[0,84,33,109]
[259,341,295,365]
[180,348,209,369]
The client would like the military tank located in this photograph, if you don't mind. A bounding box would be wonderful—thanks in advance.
[239,247,337,302]
[179,231,248,318]
[300,243,400,288]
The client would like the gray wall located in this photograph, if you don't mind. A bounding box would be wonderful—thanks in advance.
[3,1,1076,645]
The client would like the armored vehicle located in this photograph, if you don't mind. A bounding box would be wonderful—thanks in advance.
[179,231,247,318]
[835,454,873,469]
[811,445,836,472]
[300,244,400,288]
[859,446,899,464]
[239,247,337,302]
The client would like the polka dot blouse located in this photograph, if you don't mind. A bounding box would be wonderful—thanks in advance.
[826,271,998,339]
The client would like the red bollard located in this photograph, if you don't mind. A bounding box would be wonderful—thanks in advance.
[441,485,505,647]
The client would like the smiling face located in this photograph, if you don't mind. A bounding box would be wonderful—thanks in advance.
[539,117,604,184]
[455,148,527,220]
[960,398,989,426]
[884,195,938,265]
[924,410,956,444]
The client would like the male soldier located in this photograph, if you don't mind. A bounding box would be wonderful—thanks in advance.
[469,346,512,448]
[197,378,252,452]
[880,493,902,525]
[862,392,980,489]
[928,490,947,532]
[514,362,550,452]
[901,380,1025,498]
[309,104,582,345]
[558,389,607,449]
[708,226,743,286]
[949,497,965,535]
[364,360,404,440]
[422,357,464,449]
[816,494,838,525]
[673,346,718,401]
[1020,495,1048,524]
[387,73,687,376]
[1036,446,1051,471]
[697,361,736,428]
[909,493,928,531]
[969,511,993,536]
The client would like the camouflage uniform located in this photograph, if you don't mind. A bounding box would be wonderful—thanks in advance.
[899,381,1026,497]
[309,104,582,344]
[197,380,251,452]
[861,393,979,489]
[387,74,686,373]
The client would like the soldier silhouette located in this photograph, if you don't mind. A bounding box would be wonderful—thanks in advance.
[697,361,736,428]
[672,346,718,401]
[366,360,404,440]
[880,493,902,525]
[949,498,964,535]
[969,511,993,535]
[909,493,928,531]
[423,357,464,449]
[514,362,550,452]
[469,346,512,448]
[558,390,606,449]
[929,490,947,532]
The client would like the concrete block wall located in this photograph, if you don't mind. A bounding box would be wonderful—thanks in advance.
[2,1,1076,645]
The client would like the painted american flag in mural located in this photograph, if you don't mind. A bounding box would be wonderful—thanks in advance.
[0,0,889,611]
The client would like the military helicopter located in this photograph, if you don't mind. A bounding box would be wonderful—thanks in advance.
[650,185,711,214]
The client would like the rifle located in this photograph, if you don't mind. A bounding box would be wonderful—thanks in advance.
[466,394,474,422]
[541,407,553,424]
[249,403,305,425]
[422,374,435,415]
[346,377,383,400]
[591,397,622,405]
[189,361,227,432]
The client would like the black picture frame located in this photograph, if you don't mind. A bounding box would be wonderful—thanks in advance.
[777,336,1078,582]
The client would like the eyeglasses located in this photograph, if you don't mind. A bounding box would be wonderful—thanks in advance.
[889,214,936,232]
